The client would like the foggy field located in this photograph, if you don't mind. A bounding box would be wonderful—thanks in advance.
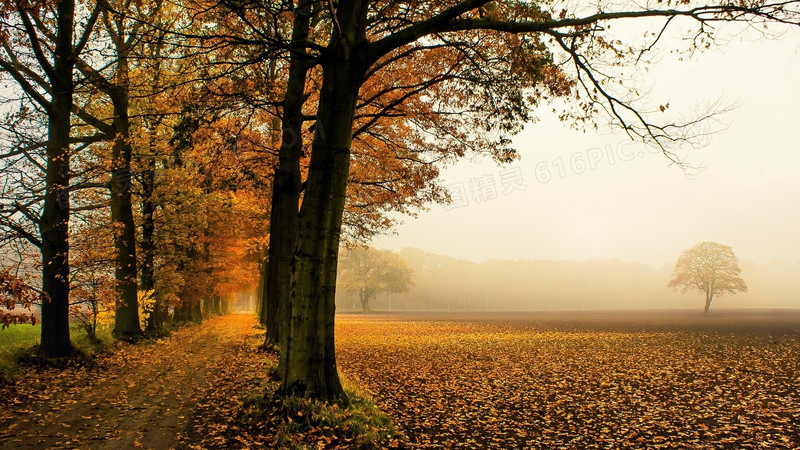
[336,310,800,448]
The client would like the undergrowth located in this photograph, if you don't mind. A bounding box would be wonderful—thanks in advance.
[239,379,408,449]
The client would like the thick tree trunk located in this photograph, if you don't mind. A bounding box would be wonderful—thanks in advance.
[191,298,202,322]
[110,82,141,339]
[256,256,266,322]
[202,296,213,318]
[38,0,76,358]
[268,1,313,356]
[280,55,364,401]
[39,91,74,358]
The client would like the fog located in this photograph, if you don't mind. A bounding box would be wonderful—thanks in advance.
[371,32,800,269]
[336,248,800,312]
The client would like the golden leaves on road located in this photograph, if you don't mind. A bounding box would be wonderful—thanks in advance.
[336,316,800,448]
[0,315,258,448]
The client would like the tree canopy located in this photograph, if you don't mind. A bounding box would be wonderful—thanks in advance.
[338,247,414,312]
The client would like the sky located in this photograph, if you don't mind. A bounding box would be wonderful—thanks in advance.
[372,26,800,268]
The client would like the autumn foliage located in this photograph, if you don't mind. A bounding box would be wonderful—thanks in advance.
[1,1,800,445]
[0,271,39,328]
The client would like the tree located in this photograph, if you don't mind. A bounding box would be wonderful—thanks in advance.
[0,0,100,357]
[74,0,800,400]
[74,0,156,340]
[668,241,748,315]
[269,1,800,401]
[339,247,414,312]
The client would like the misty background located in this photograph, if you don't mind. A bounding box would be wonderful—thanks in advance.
[336,248,800,312]
[350,30,800,314]
[370,33,800,269]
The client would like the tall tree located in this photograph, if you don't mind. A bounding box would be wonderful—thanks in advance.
[263,0,314,350]
[668,241,748,315]
[0,0,100,357]
[73,0,162,339]
[274,1,800,401]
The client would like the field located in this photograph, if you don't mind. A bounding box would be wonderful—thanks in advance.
[336,310,800,448]
[0,324,40,375]
[0,324,112,377]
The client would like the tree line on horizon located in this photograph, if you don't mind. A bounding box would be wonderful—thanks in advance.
[339,244,761,314]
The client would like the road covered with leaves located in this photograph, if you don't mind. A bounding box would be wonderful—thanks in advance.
[337,310,800,448]
[0,314,273,448]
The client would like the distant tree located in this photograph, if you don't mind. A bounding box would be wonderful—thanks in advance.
[668,242,748,315]
[338,247,414,313]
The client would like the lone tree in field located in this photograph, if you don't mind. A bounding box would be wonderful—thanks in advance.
[338,247,414,313]
[668,242,748,315]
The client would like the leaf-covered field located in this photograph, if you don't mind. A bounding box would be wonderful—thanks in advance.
[336,310,800,448]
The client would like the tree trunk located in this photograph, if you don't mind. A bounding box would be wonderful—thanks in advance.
[141,33,166,333]
[174,299,191,322]
[360,289,373,313]
[110,78,142,339]
[142,152,162,332]
[280,47,365,401]
[256,256,266,322]
[191,298,202,322]
[269,0,313,358]
[38,0,76,358]
[202,238,214,319]
[704,293,713,315]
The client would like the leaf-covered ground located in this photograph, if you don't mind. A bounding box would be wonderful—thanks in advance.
[336,310,800,448]
[0,314,404,449]
[0,314,266,448]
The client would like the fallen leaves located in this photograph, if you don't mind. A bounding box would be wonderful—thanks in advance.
[0,315,260,448]
[4,312,795,448]
[187,338,408,449]
[336,313,800,448]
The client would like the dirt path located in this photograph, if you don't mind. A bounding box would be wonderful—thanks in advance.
[0,314,263,449]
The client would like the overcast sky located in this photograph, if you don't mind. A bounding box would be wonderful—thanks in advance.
[372,28,800,268]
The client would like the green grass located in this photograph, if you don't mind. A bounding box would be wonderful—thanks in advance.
[0,323,113,377]
[240,375,408,448]
[0,324,40,375]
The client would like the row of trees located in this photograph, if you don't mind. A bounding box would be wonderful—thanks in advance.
[1,0,798,402]
[0,0,273,348]
[0,0,449,360]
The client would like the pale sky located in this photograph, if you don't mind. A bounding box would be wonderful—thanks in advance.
[372,29,800,268]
